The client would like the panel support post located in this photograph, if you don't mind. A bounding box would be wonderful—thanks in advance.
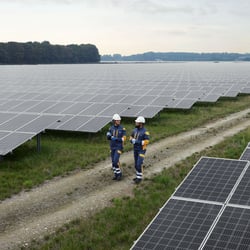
[37,133,41,153]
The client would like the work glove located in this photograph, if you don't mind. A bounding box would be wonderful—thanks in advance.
[131,138,139,144]
[106,132,112,140]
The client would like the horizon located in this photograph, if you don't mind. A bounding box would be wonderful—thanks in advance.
[1,40,250,57]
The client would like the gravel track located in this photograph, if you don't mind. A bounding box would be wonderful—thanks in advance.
[1,108,250,250]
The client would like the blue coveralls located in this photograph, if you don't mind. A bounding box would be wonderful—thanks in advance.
[130,127,150,180]
[107,124,126,178]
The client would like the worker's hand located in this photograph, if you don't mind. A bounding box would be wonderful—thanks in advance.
[131,138,136,144]
[111,136,117,141]
[106,132,112,140]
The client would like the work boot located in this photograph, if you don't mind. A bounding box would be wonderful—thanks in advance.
[112,175,117,180]
[116,173,122,181]
[134,178,141,184]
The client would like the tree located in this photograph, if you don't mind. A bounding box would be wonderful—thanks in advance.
[0,41,100,64]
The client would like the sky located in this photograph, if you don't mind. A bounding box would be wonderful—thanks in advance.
[0,0,250,55]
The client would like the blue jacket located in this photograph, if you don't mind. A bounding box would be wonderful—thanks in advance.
[130,127,150,151]
[107,124,126,150]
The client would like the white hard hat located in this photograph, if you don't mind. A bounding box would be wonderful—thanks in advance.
[112,113,121,121]
[135,116,145,123]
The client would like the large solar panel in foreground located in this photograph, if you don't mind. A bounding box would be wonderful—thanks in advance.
[1,62,250,155]
[203,206,250,249]
[173,157,247,203]
[229,166,250,206]
[131,157,250,249]
[132,199,222,250]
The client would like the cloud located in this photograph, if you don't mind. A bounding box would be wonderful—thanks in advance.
[0,0,82,5]
[105,0,194,15]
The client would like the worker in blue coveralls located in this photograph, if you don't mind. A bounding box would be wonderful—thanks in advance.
[130,116,150,184]
[106,114,126,181]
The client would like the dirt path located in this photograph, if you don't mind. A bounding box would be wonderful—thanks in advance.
[1,109,250,250]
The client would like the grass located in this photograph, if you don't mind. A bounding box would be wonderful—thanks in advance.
[0,95,250,200]
[27,126,250,250]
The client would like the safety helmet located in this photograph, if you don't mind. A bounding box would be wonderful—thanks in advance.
[112,113,121,121]
[135,116,145,123]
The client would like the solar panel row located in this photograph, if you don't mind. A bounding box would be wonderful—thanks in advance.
[0,62,250,155]
[240,143,250,161]
[131,157,250,249]
[0,113,61,155]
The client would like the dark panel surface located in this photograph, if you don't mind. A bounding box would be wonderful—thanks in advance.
[173,157,248,203]
[240,147,250,161]
[203,206,250,249]
[132,199,221,250]
[229,167,250,206]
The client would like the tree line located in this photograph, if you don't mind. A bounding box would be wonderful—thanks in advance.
[0,41,100,64]
[101,52,250,62]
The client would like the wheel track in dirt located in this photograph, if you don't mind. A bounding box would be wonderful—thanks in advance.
[0,108,250,249]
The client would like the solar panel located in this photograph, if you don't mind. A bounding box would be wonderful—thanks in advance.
[240,146,250,161]
[198,94,220,102]
[131,157,250,249]
[202,206,250,249]
[53,116,91,131]
[120,105,145,117]
[0,132,34,155]
[133,95,158,106]
[174,91,190,98]
[138,106,164,118]
[132,199,222,250]
[17,115,62,133]
[78,116,111,132]
[103,94,127,103]
[150,96,173,106]
[8,100,41,112]
[1,62,250,155]
[25,101,57,113]
[0,131,9,140]
[88,94,111,103]
[118,95,142,104]
[78,103,111,116]
[173,157,248,203]
[43,102,74,114]
[0,114,39,131]
[61,102,92,115]
[98,103,128,117]
[174,99,197,109]
[0,112,16,124]
[229,167,250,206]
[240,87,250,94]
[0,100,23,110]
[223,90,239,97]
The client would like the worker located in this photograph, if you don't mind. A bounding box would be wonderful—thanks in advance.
[106,114,126,181]
[130,116,150,184]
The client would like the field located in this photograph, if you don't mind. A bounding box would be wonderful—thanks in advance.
[0,95,250,249]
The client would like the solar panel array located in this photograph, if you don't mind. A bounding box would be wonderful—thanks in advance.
[0,62,250,155]
[131,157,250,249]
